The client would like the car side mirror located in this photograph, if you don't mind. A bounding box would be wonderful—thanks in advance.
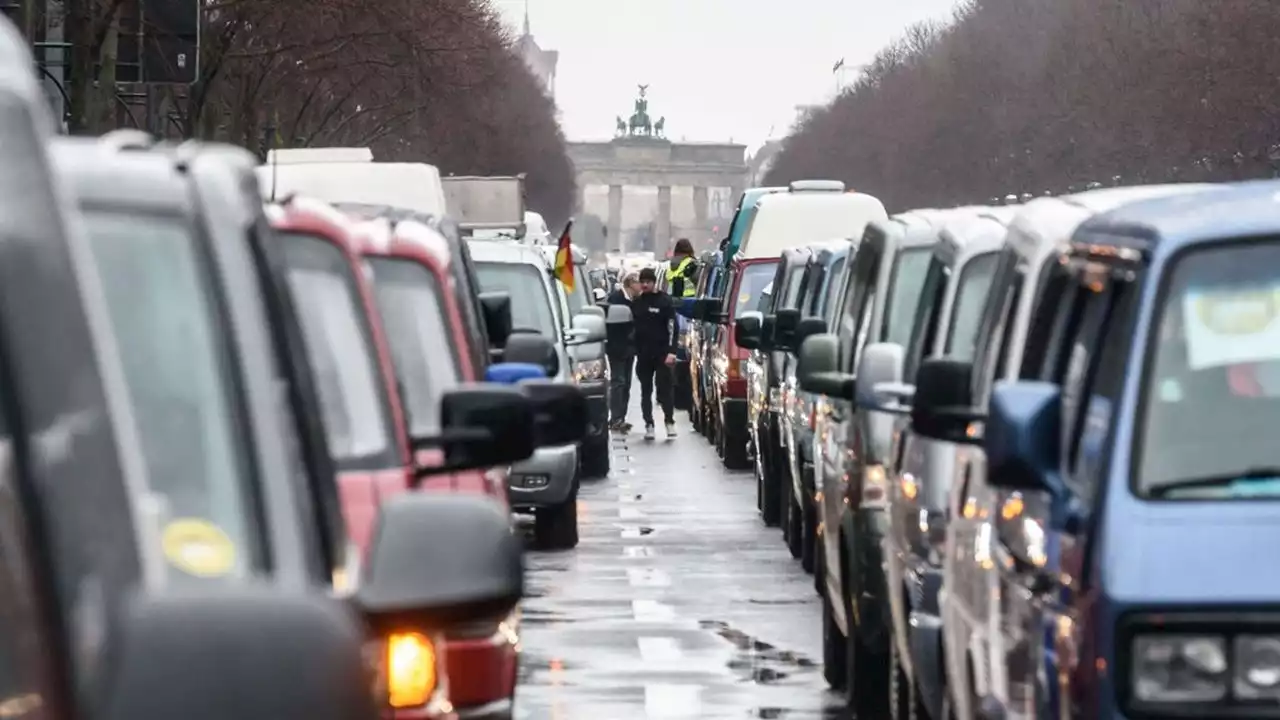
[566,314,606,346]
[985,380,1064,495]
[520,379,589,446]
[101,589,375,720]
[911,358,983,444]
[759,314,777,351]
[773,308,801,350]
[413,385,535,479]
[357,495,522,631]
[793,316,827,353]
[854,342,906,411]
[479,291,513,349]
[502,331,559,377]
[797,333,853,398]
[485,362,547,383]
[735,311,763,350]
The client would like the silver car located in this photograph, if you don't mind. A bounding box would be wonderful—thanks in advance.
[469,240,604,550]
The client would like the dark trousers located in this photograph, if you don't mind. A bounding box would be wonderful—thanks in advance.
[635,353,674,425]
[608,351,634,422]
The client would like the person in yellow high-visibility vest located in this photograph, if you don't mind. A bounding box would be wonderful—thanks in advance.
[665,238,699,298]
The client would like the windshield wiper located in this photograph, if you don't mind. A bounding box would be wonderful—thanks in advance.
[1150,467,1280,497]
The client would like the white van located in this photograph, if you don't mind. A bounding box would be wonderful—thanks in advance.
[739,181,888,260]
[255,147,448,216]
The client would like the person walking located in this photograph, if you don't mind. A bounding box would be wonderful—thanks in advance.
[605,272,639,432]
[665,238,699,299]
[632,267,678,440]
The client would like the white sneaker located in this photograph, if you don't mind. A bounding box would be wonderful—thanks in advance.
[665,421,677,439]
[643,424,655,441]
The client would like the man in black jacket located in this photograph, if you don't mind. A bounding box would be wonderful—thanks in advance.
[633,267,678,440]
[605,272,638,432]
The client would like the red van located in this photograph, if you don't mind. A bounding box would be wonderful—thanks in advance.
[268,198,516,718]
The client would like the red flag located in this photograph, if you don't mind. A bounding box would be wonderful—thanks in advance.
[553,220,574,291]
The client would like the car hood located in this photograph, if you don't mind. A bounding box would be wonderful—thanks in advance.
[1102,502,1280,604]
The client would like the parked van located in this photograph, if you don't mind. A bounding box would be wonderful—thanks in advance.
[925,184,1215,720]
[256,146,448,217]
[739,182,886,261]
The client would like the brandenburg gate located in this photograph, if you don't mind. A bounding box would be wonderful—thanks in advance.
[567,85,749,250]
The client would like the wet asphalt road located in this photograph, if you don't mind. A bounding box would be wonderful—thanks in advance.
[514,401,848,720]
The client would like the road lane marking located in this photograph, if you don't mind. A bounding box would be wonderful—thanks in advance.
[638,636,683,663]
[627,567,671,587]
[624,546,655,558]
[619,507,645,519]
[644,684,702,717]
[631,599,674,621]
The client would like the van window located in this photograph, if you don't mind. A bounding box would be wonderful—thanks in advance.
[1138,242,1280,498]
[821,257,848,319]
[84,209,262,577]
[882,247,931,346]
[277,232,395,470]
[905,255,950,378]
[564,265,591,318]
[945,252,1000,362]
[734,262,778,318]
[476,262,558,337]
[367,258,462,436]
[782,266,807,308]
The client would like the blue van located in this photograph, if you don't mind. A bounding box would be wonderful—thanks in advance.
[914,181,1280,718]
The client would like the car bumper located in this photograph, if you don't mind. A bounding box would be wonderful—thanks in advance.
[445,624,518,719]
[507,444,578,509]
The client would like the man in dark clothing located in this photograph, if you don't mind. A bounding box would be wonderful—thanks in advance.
[605,272,638,431]
[633,267,678,440]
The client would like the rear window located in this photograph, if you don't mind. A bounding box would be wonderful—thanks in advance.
[367,258,462,437]
[277,232,395,469]
[733,261,778,318]
[476,262,558,337]
[83,208,262,579]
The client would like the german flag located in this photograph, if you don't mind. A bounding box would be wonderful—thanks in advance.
[554,220,574,291]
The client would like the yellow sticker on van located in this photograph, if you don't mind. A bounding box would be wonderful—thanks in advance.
[161,518,236,578]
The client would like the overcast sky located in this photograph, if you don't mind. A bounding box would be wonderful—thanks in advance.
[492,0,963,150]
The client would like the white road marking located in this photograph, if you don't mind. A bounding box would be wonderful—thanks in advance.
[627,567,671,587]
[644,684,702,718]
[637,636,683,663]
[631,599,675,621]
[624,546,655,558]
[619,507,645,519]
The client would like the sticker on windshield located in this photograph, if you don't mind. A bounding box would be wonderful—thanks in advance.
[161,518,236,578]
[739,292,750,304]
[1183,288,1280,369]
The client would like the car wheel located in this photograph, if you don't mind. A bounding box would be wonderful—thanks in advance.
[579,436,610,479]
[722,421,751,470]
[784,481,802,559]
[759,446,781,527]
[800,493,817,574]
[534,499,579,550]
[847,608,891,718]
[821,563,848,691]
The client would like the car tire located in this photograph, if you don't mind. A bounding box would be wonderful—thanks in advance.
[800,494,817,574]
[821,565,848,691]
[579,436,610,479]
[721,421,751,470]
[847,608,891,718]
[784,480,802,560]
[534,499,579,550]
[759,450,781,527]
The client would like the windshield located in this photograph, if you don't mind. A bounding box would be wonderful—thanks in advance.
[564,266,591,317]
[83,209,260,579]
[277,231,395,469]
[734,261,778,318]
[884,247,932,346]
[1138,242,1280,498]
[476,261,558,336]
[945,252,1000,362]
[368,258,462,437]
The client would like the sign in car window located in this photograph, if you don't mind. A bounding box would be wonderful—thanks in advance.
[1184,285,1280,369]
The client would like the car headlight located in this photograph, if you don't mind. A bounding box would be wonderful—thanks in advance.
[574,359,607,383]
[1235,635,1280,698]
[1134,635,1229,703]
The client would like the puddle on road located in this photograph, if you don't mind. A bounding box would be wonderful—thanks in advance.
[700,619,819,687]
